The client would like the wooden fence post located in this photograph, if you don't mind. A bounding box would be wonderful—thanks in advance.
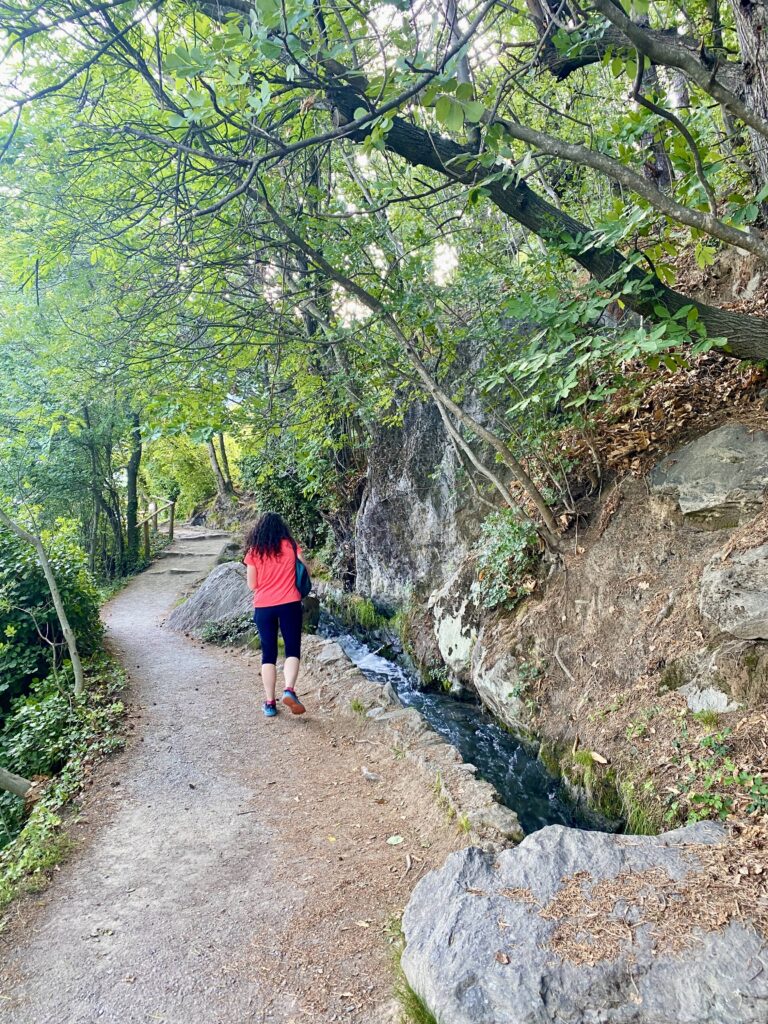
[143,520,150,560]
[150,500,158,532]
[168,501,175,542]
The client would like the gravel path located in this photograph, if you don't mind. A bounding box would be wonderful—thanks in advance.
[0,529,457,1023]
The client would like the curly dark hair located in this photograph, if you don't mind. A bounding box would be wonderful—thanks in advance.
[244,512,295,559]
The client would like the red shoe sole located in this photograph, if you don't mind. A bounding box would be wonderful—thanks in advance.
[282,693,306,715]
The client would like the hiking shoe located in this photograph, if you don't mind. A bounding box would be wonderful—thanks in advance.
[263,701,278,718]
[282,689,306,715]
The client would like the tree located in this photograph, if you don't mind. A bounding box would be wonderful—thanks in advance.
[0,508,86,696]
[3,0,766,355]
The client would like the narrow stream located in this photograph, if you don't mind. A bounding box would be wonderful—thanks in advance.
[320,616,602,835]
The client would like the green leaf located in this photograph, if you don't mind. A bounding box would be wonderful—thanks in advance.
[434,94,453,128]
[463,100,485,123]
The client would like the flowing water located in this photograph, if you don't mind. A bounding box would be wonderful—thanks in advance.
[321,618,602,835]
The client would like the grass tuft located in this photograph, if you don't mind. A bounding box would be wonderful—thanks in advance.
[692,708,720,729]
[386,915,440,1024]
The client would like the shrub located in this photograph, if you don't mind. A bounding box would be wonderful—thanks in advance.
[471,509,540,611]
[0,524,102,709]
[200,614,254,646]
[239,454,326,547]
[0,655,126,862]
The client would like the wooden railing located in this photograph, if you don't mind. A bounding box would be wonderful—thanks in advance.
[137,496,176,559]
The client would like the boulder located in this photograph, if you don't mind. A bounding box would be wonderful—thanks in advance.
[699,544,768,639]
[709,640,768,703]
[428,560,481,684]
[470,644,525,731]
[165,561,252,636]
[216,539,244,564]
[402,822,768,1024]
[355,395,489,602]
[659,639,768,710]
[650,423,768,529]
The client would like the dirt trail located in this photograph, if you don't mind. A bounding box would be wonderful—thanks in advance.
[0,529,458,1024]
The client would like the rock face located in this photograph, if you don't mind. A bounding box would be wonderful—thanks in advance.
[402,822,768,1024]
[428,561,481,683]
[700,544,768,640]
[165,561,252,636]
[355,401,483,604]
[650,423,768,528]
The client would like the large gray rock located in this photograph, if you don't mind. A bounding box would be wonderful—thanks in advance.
[429,561,481,683]
[700,544,768,639]
[165,561,252,636]
[355,400,485,604]
[402,822,768,1024]
[650,423,768,529]
[471,642,527,731]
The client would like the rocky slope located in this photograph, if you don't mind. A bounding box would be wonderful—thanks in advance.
[359,417,768,827]
[403,821,768,1023]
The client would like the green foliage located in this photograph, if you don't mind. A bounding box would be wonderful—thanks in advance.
[0,525,102,707]
[659,660,687,692]
[692,709,720,729]
[324,592,391,633]
[142,437,216,522]
[471,510,540,611]
[385,915,440,1024]
[619,779,664,836]
[199,614,254,646]
[663,729,768,824]
[239,452,326,547]
[349,698,366,715]
[345,596,383,630]
[0,804,73,907]
[0,655,126,903]
[479,253,726,420]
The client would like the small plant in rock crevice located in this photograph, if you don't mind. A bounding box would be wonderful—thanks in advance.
[385,915,439,1024]
[471,510,540,612]
[200,614,254,646]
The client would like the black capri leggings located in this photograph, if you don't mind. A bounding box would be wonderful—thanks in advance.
[253,601,303,666]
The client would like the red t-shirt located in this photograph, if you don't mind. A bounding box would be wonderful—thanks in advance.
[244,539,302,608]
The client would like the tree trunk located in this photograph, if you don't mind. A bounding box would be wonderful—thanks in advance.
[729,0,768,186]
[207,439,232,500]
[0,508,86,695]
[0,767,33,799]
[88,501,99,574]
[328,85,768,360]
[217,432,234,491]
[125,412,141,567]
[638,21,673,190]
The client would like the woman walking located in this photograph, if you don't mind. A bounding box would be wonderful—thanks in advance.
[244,512,307,718]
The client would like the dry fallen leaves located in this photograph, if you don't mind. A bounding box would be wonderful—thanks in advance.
[539,822,768,967]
